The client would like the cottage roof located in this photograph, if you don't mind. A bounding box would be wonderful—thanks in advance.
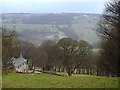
[13,55,27,67]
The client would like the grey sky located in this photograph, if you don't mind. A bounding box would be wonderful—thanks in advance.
[1,0,109,14]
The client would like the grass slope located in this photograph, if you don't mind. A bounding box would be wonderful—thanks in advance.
[2,73,118,88]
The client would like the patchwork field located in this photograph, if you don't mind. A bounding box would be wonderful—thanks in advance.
[2,73,118,88]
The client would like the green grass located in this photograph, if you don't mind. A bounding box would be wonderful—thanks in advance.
[2,73,118,88]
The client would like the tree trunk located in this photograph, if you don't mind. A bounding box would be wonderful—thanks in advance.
[67,71,72,76]
[33,66,35,73]
[54,67,56,72]
[66,67,72,76]
[83,68,85,74]
[97,69,99,76]
[86,69,89,75]
[79,69,81,74]
[58,67,61,72]
[89,69,92,75]
[61,68,65,72]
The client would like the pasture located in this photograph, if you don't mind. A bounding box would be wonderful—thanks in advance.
[2,73,118,88]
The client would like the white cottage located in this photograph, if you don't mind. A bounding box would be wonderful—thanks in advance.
[12,55,28,73]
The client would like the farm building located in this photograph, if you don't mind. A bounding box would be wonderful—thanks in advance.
[11,55,28,73]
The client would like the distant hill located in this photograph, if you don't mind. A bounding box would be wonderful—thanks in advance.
[2,13,101,47]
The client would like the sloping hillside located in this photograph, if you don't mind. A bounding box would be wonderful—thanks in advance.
[2,13,100,46]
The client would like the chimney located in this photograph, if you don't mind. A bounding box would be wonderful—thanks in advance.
[20,53,23,58]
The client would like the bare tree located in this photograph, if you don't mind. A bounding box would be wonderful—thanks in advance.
[97,1,120,76]
[2,29,18,69]
[32,40,56,71]
[57,38,92,76]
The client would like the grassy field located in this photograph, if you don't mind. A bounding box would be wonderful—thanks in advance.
[2,73,118,88]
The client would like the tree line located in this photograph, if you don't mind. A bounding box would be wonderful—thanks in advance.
[2,28,117,77]
[2,29,94,76]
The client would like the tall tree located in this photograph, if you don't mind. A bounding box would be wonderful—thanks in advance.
[32,40,56,70]
[2,29,18,68]
[57,38,92,76]
[47,44,64,71]
[97,1,120,76]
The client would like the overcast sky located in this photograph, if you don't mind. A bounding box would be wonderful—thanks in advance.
[1,0,109,14]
